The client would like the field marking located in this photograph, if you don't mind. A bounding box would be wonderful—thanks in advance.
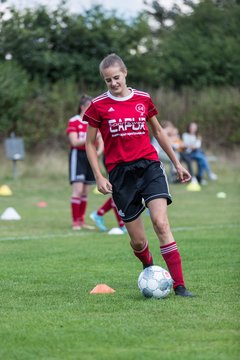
[0,223,239,242]
[0,232,86,242]
[172,223,240,232]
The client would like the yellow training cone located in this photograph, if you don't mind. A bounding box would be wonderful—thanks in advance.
[93,186,102,195]
[0,185,12,196]
[186,178,201,192]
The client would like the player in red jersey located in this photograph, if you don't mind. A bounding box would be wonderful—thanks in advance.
[90,194,127,233]
[84,54,194,297]
[90,156,127,233]
[66,95,103,230]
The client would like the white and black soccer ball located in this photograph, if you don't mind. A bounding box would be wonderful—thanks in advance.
[138,265,173,299]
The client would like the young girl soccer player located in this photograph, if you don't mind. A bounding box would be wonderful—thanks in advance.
[84,54,194,297]
[66,95,103,230]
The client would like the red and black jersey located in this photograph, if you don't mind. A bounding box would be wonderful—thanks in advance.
[83,88,159,172]
[66,115,88,150]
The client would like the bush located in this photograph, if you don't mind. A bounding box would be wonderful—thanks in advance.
[1,78,239,150]
[154,87,240,148]
[0,61,30,137]
[19,79,89,150]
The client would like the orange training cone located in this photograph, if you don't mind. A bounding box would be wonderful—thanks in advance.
[36,201,48,207]
[90,284,116,294]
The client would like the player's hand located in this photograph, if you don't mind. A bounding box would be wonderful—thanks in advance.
[96,176,113,194]
[175,164,191,183]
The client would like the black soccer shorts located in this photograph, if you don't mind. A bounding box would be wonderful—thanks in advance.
[69,149,95,185]
[109,159,172,222]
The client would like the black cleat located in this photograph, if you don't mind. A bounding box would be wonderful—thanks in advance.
[143,262,153,269]
[174,285,195,297]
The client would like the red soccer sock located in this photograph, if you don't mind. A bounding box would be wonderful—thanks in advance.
[79,195,87,223]
[132,242,153,268]
[112,199,125,227]
[160,242,185,288]
[71,196,81,224]
[97,197,113,215]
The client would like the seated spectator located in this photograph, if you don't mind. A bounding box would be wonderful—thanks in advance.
[151,121,194,183]
[182,122,218,184]
[151,121,174,161]
[170,127,194,179]
[151,121,176,182]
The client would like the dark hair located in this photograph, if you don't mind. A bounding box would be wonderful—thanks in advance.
[186,122,198,134]
[161,120,174,129]
[99,53,127,76]
[77,94,92,114]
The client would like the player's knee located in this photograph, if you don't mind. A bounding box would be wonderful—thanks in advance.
[152,217,170,237]
[130,236,146,251]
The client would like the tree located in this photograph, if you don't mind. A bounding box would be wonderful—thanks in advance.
[147,0,240,88]
[0,4,157,87]
[0,61,30,136]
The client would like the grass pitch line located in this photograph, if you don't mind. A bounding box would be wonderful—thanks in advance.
[0,223,239,242]
[172,223,239,232]
[0,232,86,242]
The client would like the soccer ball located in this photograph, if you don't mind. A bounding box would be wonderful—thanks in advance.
[138,265,173,299]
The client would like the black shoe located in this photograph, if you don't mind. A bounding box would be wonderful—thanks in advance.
[143,262,153,269]
[174,285,195,297]
[196,175,202,184]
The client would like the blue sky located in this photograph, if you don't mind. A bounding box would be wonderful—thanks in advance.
[5,0,187,16]
[6,0,148,16]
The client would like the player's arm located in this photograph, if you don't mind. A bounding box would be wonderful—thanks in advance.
[86,125,112,194]
[68,132,86,147]
[148,116,191,183]
[96,132,104,157]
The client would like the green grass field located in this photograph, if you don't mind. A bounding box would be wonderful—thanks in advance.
[0,159,239,360]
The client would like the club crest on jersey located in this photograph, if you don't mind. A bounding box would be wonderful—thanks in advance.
[135,104,145,115]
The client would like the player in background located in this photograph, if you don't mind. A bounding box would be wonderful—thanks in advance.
[84,54,194,297]
[90,155,127,233]
[66,94,103,230]
[90,196,127,233]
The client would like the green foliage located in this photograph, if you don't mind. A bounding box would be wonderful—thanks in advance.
[0,1,240,148]
[0,61,30,136]
[19,79,81,149]
[157,0,240,88]
[0,5,154,86]
[1,80,239,148]
[1,1,240,89]
[181,87,240,146]
[149,86,240,147]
